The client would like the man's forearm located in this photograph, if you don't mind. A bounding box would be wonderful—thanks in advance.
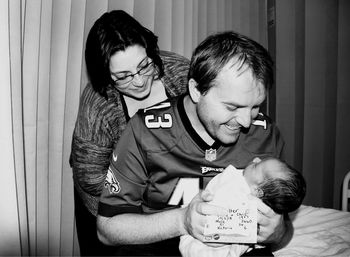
[97,208,187,245]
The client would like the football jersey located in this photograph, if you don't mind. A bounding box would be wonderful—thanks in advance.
[99,95,284,217]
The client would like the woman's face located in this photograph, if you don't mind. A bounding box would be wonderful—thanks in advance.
[109,45,156,99]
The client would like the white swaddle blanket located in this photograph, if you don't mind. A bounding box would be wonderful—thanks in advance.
[179,165,257,257]
[203,165,257,243]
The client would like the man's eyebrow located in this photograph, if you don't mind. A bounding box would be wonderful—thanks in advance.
[222,101,261,108]
[222,101,243,108]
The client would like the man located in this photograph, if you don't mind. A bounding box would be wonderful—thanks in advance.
[97,31,287,256]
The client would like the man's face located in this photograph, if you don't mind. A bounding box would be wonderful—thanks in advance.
[195,61,266,145]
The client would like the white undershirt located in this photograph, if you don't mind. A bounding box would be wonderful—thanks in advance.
[122,79,168,117]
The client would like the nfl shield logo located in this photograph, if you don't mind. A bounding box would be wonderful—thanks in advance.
[205,148,217,162]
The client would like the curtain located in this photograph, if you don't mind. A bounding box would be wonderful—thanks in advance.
[273,0,350,210]
[1,0,26,256]
[1,0,268,255]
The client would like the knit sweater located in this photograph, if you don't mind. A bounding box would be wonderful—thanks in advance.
[70,50,190,216]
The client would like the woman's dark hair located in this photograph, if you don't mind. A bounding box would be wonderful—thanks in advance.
[188,31,273,95]
[259,161,306,214]
[85,10,164,98]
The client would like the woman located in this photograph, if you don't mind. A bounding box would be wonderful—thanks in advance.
[70,10,189,256]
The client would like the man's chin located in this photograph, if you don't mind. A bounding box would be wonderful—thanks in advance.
[219,133,240,145]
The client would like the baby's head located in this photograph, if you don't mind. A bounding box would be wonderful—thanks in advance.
[243,157,306,214]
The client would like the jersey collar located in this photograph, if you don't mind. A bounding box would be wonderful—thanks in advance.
[177,95,222,151]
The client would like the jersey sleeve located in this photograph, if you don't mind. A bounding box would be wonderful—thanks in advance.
[247,113,285,159]
[267,116,285,159]
[272,123,284,159]
[98,116,148,217]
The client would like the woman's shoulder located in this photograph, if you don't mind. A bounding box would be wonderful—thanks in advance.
[79,84,109,112]
[160,50,190,65]
[77,84,124,125]
[159,51,190,96]
[73,83,126,143]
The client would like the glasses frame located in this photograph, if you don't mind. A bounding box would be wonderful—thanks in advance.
[111,60,155,86]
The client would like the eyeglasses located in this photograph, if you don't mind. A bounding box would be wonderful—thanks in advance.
[111,60,155,85]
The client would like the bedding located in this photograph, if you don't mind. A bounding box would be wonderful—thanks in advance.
[273,205,350,256]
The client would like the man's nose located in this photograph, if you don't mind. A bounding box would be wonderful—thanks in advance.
[236,109,252,128]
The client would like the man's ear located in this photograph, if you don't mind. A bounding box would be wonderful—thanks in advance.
[188,78,201,103]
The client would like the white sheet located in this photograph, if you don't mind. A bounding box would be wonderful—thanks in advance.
[274,205,350,257]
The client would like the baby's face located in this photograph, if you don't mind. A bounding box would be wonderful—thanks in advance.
[243,159,265,191]
[243,158,285,195]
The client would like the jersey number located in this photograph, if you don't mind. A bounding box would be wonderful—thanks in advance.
[252,113,267,129]
[145,113,173,128]
[168,178,200,206]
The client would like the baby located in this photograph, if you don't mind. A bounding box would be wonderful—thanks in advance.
[179,157,306,257]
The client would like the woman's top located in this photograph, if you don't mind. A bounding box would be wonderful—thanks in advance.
[70,50,190,216]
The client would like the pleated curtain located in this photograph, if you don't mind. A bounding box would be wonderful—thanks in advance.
[273,0,350,210]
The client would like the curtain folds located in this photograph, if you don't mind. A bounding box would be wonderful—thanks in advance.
[1,0,25,255]
[2,0,268,255]
[274,0,350,210]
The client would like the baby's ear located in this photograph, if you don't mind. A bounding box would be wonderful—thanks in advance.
[252,157,261,163]
[254,188,264,198]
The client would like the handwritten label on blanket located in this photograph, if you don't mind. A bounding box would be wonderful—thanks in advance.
[203,199,257,243]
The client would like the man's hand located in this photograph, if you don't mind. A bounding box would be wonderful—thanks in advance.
[256,199,286,244]
[182,190,227,241]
